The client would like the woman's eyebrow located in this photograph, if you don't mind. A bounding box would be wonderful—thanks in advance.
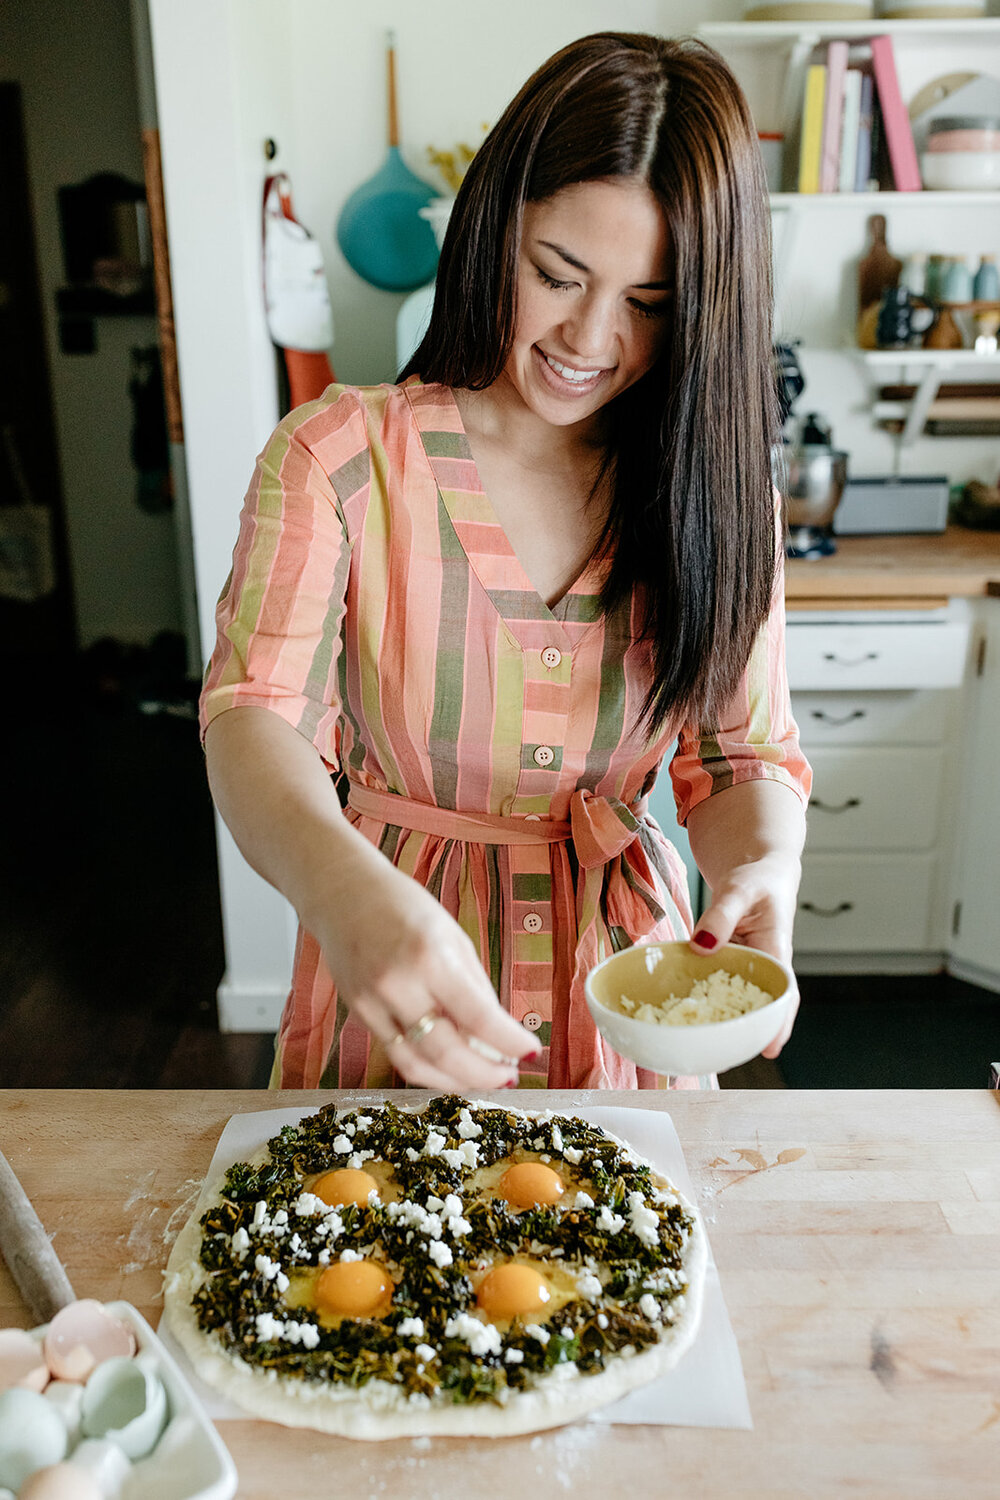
[536,239,672,291]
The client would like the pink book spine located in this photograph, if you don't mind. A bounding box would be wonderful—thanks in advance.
[819,41,849,193]
[869,34,921,192]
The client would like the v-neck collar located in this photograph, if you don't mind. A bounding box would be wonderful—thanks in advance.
[402,378,608,629]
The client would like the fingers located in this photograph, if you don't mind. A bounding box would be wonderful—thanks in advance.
[352,994,523,1092]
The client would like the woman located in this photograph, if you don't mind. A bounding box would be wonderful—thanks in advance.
[201,32,810,1092]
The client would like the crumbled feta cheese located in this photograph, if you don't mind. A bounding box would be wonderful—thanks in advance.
[596,1205,626,1234]
[540,1154,551,1163]
[459,1141,480,1169]
[254,1312,282,1342]
[288,1233,301,1254]
[317,1248,331,1265]
[333,1134,353,1155]
[230,1227,250,1258]
[252,1201,268,1229]
[628,1191,661,1248]
[397,1317,425,1338]
[293,1192,327,1217]
[444,1313,501,1357]
[423,1130,447,1157]
[355,1115,373,1130]
[414,1343,437,1363]
[273,1209,288,1226]
[448,1216,472,1239]
[563,1147,583,1165]
[457,1109,482,1140]
[639,1293,661,1321]
[254,1313,319,1349]
[596,1313,609,1330]
[386,1200,443,1239]
[504,1348,524,1364]
[576,1272,603,1300]
[339,1248,362,1263]
[524,1324,550,1346]
[405,1147,420,1162]
[550,1124,563,1153]
[560,1327,573,1339]
[428,1239,453,1268]
[593,1160,604,1173]
[441,1194,464,1219]
[441,1148,465,1171]
[344,1122,356,1136]
[425,1195,445,1212]
[254,1254,282,1281]
[572,1192,595,1210]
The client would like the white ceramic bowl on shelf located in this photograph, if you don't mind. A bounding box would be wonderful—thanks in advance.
[921,150,1000,190]
[584,940,794,1077]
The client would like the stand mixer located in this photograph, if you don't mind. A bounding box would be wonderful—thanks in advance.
[774,342,849,560]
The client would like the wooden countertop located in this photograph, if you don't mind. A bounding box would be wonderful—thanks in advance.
[1,1088,997,1498]
[785,525,1000,610]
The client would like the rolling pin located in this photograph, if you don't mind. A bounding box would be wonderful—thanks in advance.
[0,1147,76,1323]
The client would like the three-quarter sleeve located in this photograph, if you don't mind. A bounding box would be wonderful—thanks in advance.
[669,545,812,825]
[199,388,363,771]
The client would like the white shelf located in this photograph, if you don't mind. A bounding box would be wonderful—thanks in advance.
[855,346,1000,446]
[771,190,1000,207]
[860,348,1000,368]
[700,19,1000,43]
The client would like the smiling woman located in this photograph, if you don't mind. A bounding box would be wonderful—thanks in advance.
[199,33,811,1093]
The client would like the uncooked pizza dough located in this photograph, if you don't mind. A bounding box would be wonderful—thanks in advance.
[163,1096,706,1439]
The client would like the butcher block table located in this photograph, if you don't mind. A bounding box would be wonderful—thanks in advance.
[1,1089,997,1498]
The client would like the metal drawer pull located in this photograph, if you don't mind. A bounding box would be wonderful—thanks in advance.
[810,797,861,814]
[811,709,865,726]
[801,901,853,917]
[821,652,879,667]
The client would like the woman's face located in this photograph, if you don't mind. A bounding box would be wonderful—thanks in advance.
[500,177,672,431]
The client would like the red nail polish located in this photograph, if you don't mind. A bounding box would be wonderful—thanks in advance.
[692,931,717,950]
[505,1079,519,1089]
[524,1050,542,1063]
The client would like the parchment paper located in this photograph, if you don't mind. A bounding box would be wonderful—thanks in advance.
[157,1102,751,1431]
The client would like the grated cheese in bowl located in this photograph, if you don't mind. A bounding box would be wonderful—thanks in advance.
[616,970,774,1027]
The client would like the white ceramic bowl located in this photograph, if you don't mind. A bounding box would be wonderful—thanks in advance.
[585,940,794,1076]
[921,151,1000,191]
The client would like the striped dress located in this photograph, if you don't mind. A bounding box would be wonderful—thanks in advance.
[200,378,811,1090]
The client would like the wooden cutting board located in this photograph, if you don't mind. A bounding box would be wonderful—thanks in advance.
[0,1088,997,1497]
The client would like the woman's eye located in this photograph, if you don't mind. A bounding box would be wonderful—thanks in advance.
[629,298,669,320]
[535,266,572,291]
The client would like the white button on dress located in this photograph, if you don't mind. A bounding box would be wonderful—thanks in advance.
[522,912,543,933]
[541,647,562,669]
[523,1012,543,1031]
[533,745,555,767]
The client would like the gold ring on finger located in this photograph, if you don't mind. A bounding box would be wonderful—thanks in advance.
[391,1013,439,1048]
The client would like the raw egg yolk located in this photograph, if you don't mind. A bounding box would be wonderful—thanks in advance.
[498,1162,565,1210]
[312,1168,379,1206]
[315,1260,394,1318]
[477,1263,552,1320]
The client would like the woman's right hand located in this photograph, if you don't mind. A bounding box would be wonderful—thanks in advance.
[309,849,537,1090]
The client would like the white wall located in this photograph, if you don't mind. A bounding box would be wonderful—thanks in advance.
[0,0,183,648]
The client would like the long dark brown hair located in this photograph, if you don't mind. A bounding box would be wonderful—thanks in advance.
[401,33,779,734]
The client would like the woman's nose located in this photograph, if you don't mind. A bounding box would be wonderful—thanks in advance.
[562,295,615,359]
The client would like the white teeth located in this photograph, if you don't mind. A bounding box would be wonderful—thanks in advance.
[543,353,601,383]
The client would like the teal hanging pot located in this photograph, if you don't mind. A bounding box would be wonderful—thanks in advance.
[336,32,440,292]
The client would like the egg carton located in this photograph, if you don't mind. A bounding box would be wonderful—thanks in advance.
[0,1302,236,1500]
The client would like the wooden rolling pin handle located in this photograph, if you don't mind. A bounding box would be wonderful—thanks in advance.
[0,1149,76,1324]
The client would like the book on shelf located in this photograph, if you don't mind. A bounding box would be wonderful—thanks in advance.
[868,34,921,193]
[838,68,864,195]
[797,63,826,194]
[789,34,920,194]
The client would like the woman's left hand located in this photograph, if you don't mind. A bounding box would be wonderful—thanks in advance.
[685,780,808,1057]
[689,850,801,1057]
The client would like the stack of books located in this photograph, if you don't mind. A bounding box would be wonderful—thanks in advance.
[796,34,921,194]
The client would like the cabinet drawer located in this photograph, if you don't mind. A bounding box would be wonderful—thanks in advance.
[805,747,944,851]
[792,690,950,747]
[794,854,936,952]
[786,622,969,691]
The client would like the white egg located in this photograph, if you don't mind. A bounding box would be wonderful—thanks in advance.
[42,1382,85,1447]
[19,1462,103,1500]
[0,1387,68,1491]
[69,1439,132,1498]
[79,1358,166,1461]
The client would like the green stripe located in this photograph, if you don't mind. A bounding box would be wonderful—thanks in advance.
[512,873,551,901]
[428,491,467,808]
[329,450,370,502]
[422,430,473,460]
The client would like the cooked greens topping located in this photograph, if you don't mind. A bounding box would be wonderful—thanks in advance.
[192,1096,694,1406]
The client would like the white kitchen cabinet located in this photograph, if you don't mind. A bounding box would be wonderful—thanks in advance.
[787,606,970,971]
[948,597,1000,993]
